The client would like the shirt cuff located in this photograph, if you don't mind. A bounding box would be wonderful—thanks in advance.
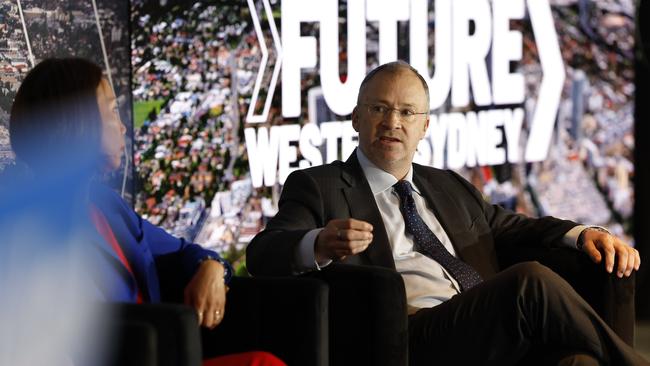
[295,228,332,272]
[563,225,609,250]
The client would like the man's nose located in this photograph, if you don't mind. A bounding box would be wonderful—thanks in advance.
[381,109,402,129]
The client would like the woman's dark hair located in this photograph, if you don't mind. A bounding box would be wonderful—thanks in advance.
[9,58,104,170]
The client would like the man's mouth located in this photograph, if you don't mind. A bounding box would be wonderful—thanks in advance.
[378,136,401,143]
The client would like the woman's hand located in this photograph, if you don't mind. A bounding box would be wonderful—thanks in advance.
[184,259,227,329]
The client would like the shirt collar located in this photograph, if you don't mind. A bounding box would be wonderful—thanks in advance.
[355,148,420,195]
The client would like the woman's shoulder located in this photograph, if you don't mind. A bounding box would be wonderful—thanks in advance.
[90,181,120,200]
[89,182,133,216]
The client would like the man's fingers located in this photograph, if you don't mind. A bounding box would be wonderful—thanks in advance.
[336,228,373,241]
[348,239,372,254]
[625,247,636,277]
[584,244,602,263]
[334,247,367,257]
[603,245,616,273]
[615,246,628,278]
[333,248,349,257]
[329,218,373,232]
[593,235,616,273]
[583,229,641,277]
[332,239,372,256]
[628,247,640,275]
[318,219,375,261]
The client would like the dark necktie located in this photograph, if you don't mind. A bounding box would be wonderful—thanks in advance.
[393,180,482,291]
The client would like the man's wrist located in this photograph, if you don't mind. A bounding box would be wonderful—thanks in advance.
[296,228,329,271]
[314,231,328,263]
[577,226,610,250]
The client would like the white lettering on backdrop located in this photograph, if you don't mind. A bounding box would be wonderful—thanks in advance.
[245,0,564,188]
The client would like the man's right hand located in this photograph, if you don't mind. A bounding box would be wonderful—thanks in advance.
[315,218,374,262]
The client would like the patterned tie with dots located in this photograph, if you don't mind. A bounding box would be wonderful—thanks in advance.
[393,180,483,291]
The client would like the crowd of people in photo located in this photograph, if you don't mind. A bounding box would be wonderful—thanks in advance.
[131,1,261,256]
[521,0,635,241]
[0,0,130,174]
[0,2,28,168]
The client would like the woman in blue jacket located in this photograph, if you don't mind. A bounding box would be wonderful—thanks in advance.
[8,57,284,366]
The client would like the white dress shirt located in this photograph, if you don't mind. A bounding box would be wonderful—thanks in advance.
[296,149,586,313]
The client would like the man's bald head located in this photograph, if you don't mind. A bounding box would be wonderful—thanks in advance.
[356,61,430,111]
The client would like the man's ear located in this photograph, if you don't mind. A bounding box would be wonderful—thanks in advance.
[352,106,360,132]
[421,116,430,139]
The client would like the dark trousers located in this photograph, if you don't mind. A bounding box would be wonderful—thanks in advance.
[408,262,647,366]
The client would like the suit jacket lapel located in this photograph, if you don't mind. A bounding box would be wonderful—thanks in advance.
[412,167,466,256]
[341,153,395,269]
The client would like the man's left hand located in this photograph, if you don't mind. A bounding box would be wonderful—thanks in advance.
[184,259,227,329]
[580,228,641,277]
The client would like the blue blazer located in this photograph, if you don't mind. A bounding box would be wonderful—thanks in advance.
[88,183,232,303]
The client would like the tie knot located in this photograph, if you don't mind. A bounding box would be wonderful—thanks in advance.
[393,180,413,199]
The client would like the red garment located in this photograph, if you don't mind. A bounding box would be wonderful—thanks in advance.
[90,204,144,303]
[202,351,286,366]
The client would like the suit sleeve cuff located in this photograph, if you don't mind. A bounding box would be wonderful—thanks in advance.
[562,225,587,249]
[295,228,332,272]
[563,225,610,250]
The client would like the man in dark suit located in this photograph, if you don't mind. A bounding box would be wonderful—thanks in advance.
[247,61,646,365]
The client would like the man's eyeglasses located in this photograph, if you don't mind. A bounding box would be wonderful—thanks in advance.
[360,103,429,122]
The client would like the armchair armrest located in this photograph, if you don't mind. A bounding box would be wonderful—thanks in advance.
[306,263,409,366]
[498,245,635,345]
[200,276,328,366]
[105,302,202,366]
[156,255,329,365]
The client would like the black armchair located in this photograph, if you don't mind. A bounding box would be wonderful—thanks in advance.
[304,264,409,366]
[303,247,634,366]
[106,257,329,366]
[108,302,202,366]
[200,276,329,365]
[109,247,634,366]
[498,245,636,346]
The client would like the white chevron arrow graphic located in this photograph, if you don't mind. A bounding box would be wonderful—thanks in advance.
[246,0,283,124]
[525,0,565,161]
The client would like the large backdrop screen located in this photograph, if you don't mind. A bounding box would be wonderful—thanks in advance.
[0,0,132,197]
[129,0,635,273]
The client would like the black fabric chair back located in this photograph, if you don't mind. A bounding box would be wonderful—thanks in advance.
[307,264,409,366]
